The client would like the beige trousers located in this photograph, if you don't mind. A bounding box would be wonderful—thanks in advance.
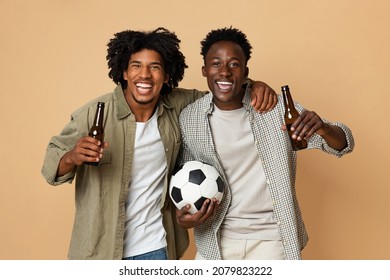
[195,237,285,260]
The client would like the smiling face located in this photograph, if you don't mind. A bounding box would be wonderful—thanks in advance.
[123,49,169,109]
[202,40,249,110]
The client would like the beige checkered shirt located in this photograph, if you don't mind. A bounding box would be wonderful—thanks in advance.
[178,90,354,260]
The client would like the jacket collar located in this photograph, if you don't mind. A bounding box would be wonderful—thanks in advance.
[113,84,132,119]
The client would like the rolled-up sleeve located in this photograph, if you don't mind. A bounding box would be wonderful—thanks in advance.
[309,121,355,157]
[41,116,81,185]
[295,101,355,157]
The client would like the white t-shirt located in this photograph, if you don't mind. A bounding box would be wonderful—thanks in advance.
[210,105,280,240]
[123,111,167,257]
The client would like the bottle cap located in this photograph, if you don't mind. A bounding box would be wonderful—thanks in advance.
[281,85,289,92]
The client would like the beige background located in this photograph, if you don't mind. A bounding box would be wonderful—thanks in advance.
[0,0,388,260]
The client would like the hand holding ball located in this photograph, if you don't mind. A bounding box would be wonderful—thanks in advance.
[169,161,224,214]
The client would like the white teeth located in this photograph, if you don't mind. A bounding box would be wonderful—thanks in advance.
[136,83,152,89]
[217,81,232,85]
[217,81,233,91]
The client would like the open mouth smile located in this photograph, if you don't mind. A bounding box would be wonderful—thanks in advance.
[136,82,153,93]
[216,81,233,91]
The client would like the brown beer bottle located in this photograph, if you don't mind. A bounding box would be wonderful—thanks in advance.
[85,102,105,166]
[281,85,308,151]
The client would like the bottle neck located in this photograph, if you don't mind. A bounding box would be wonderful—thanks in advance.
[93,103,104,126]
[281,86,297,115]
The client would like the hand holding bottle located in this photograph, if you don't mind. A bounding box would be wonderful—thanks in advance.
[281,86,347,151]
[70,136,108,165]
[281,109,324,141]
[56,136,109,176]
[56,102,107,176]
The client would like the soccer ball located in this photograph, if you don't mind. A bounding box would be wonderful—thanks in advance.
[169,161,224,214]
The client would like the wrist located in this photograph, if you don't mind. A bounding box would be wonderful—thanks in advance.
[242,78,252,89]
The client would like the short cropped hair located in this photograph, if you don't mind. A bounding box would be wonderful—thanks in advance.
[200,27,252,64]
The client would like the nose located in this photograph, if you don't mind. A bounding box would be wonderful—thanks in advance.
[139,66,152,79]
[219,64,232,77]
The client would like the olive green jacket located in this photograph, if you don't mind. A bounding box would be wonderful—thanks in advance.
[41,85,203,259]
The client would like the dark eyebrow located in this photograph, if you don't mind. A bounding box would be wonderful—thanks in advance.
[209,56,241,61]
[129,60,163,65]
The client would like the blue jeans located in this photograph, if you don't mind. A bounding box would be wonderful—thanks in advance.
[122,247,168,260]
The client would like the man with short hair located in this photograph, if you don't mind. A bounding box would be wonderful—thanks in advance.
[176,27,355,260]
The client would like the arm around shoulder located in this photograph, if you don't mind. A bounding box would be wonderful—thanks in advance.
[170,88,208,109]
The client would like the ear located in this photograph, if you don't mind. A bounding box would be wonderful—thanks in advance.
[202,66,206,77]
[244,67,249,78]
[123,71,128,81]
[164,74,170,83]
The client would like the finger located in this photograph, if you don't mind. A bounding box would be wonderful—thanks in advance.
[175,207,196,228]
[250,89,264,111]
[294,112,320,140]
[250,95,257,108]
[80,136,102,146]
[291,117,308,139]
[301,118,322,140]
[258,89,271,112]
[77,138,102,152]
[198,199,218,224]
[290,110,307,128]
[270,92,278,111]
[177,204,191,218]
[264,92,276,112]
[212,204,220,216]
[181,199,211,226]
[83,139,104,153]
[79,151,102,164]
[254,94,265,111]
[290,111,310,137]
[195,199,211,218]
[211,198,220,215]
[79,144,104,160]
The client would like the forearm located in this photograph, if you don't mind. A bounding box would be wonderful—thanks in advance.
[318,123,347,151]
[56,151,77,177]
